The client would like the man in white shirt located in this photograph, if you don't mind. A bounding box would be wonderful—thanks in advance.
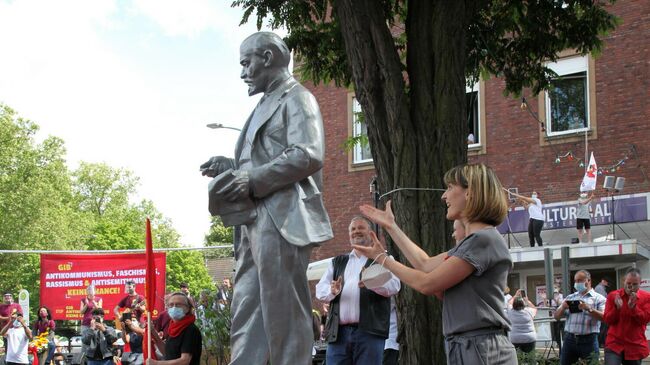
[316,216,401,365]
[1,312,32,365]
[511,190,545,247]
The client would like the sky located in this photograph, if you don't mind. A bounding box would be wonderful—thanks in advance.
[0,0,287,247]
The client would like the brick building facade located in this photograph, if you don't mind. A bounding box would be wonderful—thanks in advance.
[307,0,650,263]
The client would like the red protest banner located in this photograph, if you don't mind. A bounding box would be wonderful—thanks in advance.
[40,253,166,320]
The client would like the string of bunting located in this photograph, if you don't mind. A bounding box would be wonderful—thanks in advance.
[519,97,635,174]
[552,149,632,174]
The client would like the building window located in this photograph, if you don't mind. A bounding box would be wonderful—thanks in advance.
[352,98,372,164]
[545,55,590,136]
[466,82,480,146]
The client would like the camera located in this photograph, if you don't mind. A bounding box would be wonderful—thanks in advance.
[520,290,526,298]
[92,316,102,322]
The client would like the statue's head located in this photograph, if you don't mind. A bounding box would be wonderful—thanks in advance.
[240,32,291,96]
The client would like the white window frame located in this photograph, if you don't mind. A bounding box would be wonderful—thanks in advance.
[544,55,591,136]
[466,81,481,148]
[352,98,372,164]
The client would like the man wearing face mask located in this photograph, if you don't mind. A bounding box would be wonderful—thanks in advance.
[316,216,400,365]
[148,293,202,365]
[82,308,117,365]
[0,292,23,353]
[1,312,32,365]
[114,281,145,323]
[576,191,595,243]
[510,190,545,247]
[554,270,607,365]
[603,268,650,365]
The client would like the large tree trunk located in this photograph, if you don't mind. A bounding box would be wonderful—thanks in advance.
[336,1,470,363]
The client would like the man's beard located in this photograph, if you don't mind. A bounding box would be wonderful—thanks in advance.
[352,236,370,246]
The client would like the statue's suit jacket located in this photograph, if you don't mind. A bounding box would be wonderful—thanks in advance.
[234,76,333,246]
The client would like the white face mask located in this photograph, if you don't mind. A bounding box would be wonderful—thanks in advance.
[531,194,537,199]
[580,193,587,199]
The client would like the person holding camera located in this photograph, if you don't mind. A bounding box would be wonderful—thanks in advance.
[1,311,32,365]
[122,314,144,354]
[554,270,606,365]
[82,308,117,365]
[507,290,537,353]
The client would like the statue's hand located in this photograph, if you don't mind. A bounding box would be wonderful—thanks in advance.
[223,170,250,202]
[200,156,235,177]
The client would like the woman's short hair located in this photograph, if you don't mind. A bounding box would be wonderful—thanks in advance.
[512,297,526,311]
[443,163,507,226]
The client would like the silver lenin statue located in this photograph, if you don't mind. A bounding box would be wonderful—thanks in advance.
[200,32,333,364]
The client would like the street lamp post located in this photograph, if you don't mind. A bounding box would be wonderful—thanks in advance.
[206,123,242,132]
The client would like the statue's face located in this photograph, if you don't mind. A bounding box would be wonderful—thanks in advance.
[240,42,269,96]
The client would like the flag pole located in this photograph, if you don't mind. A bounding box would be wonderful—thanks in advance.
[147,310,152,361]
[145,218,155,362]
[585,129,588,173]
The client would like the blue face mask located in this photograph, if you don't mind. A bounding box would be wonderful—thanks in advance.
[168,307,186,321]
[574,282,587,293]
[13,319,21,328]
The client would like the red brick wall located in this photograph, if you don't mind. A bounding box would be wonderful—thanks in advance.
[306,0,650,261]
[303,81,375,262]
[472,0,650,204]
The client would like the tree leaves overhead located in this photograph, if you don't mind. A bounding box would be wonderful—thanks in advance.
[232,0,617,96]
[469,0,619,95]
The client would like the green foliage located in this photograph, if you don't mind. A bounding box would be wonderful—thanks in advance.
[0,104,214,312]
[468,0,619,96]
[204,216,234,260]
[167,250,215,293]
[515,348,599,365]
[72,162,138,217]
[196,291,231,364]
[342,109,368,152]
[0,104,78,307]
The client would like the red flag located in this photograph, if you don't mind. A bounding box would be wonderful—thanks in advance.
[144,218,157,361]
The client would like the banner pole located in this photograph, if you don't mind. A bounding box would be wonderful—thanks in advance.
[147,310,152,361]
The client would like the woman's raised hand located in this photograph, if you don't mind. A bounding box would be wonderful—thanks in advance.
[351,231,386,261]
[360,200,396,229]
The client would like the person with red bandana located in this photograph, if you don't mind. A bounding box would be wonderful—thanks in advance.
[147,293,201,365]
[603,268,650,365]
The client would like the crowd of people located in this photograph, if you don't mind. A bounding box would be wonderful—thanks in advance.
[0,278,236,365]
[1,164,649,365]
[312,163,650,365]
